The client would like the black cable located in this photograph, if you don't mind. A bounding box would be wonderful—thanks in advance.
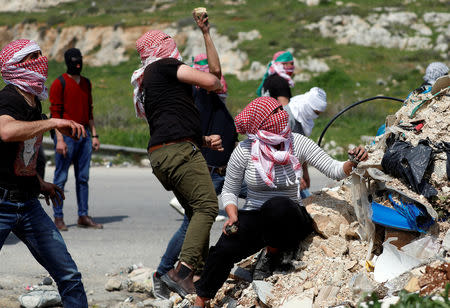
[317,96,404,147]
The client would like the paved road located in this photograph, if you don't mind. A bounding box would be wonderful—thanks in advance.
[0,165,337,305]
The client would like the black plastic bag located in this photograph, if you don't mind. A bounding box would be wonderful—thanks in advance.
[381,139,437,198]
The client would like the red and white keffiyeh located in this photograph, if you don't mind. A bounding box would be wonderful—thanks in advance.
[131,30,182,118]
[192,53,228,94]
[268,51,294,88]
[0,39,48,100]
[235,97,302,188]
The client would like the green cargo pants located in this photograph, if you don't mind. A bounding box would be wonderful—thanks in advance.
[149,141,218,270]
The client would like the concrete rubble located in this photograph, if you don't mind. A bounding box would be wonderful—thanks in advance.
[15,277,62,308]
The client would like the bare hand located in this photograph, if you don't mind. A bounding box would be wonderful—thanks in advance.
[92,137,100,151]
[300,178,307,190]
[303,175,311,188]
[193,10,210,33]
[222,215,238,235]
[53,118,86,140]
[40,180,65,207]
[56,139,68,157]
[348,146,369,162]
[213,82,224,94]
[204,135,224,151]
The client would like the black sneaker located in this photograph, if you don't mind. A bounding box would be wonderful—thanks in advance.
[252,249,279,280]
[152,271,171,300]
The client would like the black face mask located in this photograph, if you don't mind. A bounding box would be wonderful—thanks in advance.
[64,48,83,75]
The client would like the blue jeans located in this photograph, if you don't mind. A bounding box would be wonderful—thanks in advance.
[0,198,87,307]
[300,188,311,199]
[53,133,92,218]
[157,171,248,275]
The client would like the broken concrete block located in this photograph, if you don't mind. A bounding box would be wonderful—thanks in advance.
[404,276,420,292]
[105,277,123,291]
[310,213,349,239]
[303,281,313,289]
[345,260,358,272]
[127,279,152,293]
[319,236,349,258]
[19,290,62,308]
[349,273,374,297]
[331,266,345,285]
[127,267,153,293]
[142,298,173,308]
[280,296,313,308]
[313,285,340,308]
[320,244,335,257]
[252,280,273,305]
[442,229,450,251]
[128,267,153,279]
[339,222,360,240]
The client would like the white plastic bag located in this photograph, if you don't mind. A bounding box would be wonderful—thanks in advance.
[374,238,422,283]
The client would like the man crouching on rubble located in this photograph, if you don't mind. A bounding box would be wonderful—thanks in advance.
[0,39,88,307]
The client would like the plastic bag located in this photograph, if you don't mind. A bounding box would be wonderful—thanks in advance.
[373,238,422,283]
[351,172,375,259]
[381,139,437,198]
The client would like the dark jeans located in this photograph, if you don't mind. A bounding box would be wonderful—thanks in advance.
[156,172,248,276]
[150,141,218,270]
[195,196,313,299]
[0,198,87,307]
[53,133,92,218]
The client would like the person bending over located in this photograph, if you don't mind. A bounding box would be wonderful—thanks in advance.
[193,97,368,307]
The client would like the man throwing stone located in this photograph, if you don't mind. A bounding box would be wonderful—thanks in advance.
[0,39,88,307]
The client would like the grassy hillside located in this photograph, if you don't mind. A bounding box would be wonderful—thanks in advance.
[0,0,447,152]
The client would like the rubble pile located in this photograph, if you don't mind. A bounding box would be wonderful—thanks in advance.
[99,185,450,307]
[363,84,450,215]
[211,188,371,308]
[100,187,377,308]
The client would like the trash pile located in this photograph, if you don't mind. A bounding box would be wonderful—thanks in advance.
[362,77,450,220]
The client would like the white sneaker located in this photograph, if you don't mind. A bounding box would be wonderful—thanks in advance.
[169,197,185,216]
[170,197,226,221]
[215,215,226,222]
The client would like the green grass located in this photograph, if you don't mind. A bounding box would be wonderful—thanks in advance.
[0,0,447,153]
[361,284,450,307]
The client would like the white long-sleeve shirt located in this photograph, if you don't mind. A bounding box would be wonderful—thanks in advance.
[221,133,347,210]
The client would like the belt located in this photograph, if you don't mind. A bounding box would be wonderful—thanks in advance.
[208,166,227,177]
[0,187,37,203]
[148,138,195,153]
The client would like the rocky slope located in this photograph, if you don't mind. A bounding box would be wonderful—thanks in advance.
[0,8,447,82]
[0,0,75,12]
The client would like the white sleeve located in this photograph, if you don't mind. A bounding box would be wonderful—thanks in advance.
[221,142,247,208]
[293,133,347,180]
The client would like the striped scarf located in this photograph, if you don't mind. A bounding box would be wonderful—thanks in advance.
[0,39,48,100]
[131,30,182,118]
[256,51,294,97]
[235,97,302,188]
